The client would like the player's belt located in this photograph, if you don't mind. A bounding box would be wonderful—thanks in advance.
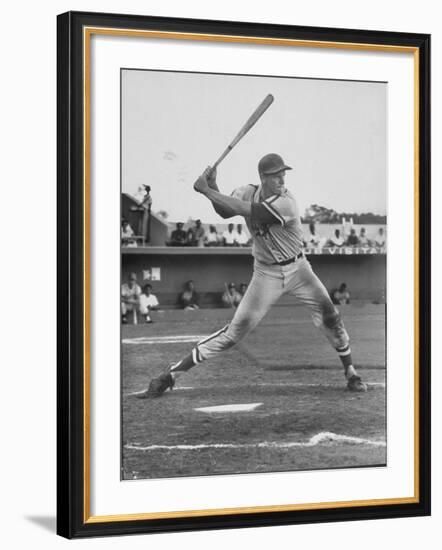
[273,252,303,266]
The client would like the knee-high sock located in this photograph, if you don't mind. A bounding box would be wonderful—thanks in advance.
[169,348,202,377]
[336,344,356,378]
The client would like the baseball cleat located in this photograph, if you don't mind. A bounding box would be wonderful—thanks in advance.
[135,372,175,399]
[346,374,367,392]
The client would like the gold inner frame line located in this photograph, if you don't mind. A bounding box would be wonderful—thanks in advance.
[85,26,418,53]
[82,26,420,524]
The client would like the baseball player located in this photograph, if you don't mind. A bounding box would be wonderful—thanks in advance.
[121,272,141,324]
[138,153,367,398]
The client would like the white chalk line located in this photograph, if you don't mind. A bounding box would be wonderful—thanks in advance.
[125,432,386,452]
[123,335,205,345]
[195,403,263,413]
[125,381,385,396]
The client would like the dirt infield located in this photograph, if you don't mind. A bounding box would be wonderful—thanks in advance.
[122,304,386,479]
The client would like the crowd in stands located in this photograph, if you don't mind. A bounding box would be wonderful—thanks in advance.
[121,217,150,248]
[304,224,386,249]
[121,219,137,247]
[167,221,385,249]
[121,273,249,322]
[169,221,252,247]
[122,215,386,250]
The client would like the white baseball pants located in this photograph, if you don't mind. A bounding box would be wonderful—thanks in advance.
[195,256,349,362]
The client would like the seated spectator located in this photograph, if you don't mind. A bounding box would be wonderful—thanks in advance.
[332,283,351,305]
[188,219,205,247]
[170,222,187,246]
[236,283,248,307]
[222,223,238,246]
[375,227,386,247]
[205,225,220,246]
[328,228,345,247]
[186,225,195,246]
[121,272,142,324]
[222,282,242,308]
[139,283,160,323]
[121,219,136,247]
[180,280,200,310]
[359,227,371,247]
[307,222,319,246]
[306,222,327,248]
[346,228,360,246]
[235,224,251,246]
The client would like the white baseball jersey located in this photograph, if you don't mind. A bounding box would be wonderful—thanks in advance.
[139,293,159,310]
[231,184,304,265]
[121,283,141,300]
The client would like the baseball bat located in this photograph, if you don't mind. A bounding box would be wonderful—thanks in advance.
[212,94,274,170]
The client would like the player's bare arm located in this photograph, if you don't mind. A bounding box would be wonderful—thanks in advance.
[205,167,220,191]
[205,166,231,218]
[122,297,138,305]
[202,167,237,219]
[194,169,252,218]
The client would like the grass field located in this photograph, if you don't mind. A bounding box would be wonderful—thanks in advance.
[122,303,386,480]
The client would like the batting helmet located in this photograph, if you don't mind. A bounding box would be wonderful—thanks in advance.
[258,153,292,175]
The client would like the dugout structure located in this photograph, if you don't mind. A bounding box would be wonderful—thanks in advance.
[122,246,386,308]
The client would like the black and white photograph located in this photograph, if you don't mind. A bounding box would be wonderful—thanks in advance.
[53,7,430,540]
[0,0,436,542]
[120,69,387,480]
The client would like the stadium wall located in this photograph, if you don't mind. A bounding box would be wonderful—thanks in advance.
[122,248,386,307]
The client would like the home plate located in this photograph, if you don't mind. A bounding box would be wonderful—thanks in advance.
[195,403,262,413]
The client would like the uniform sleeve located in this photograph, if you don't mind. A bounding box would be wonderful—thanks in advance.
[261,194,298,226]
[250,203,282,225]
[230,185,255,201]
[230,185,247,200]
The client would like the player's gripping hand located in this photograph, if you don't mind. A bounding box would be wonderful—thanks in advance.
[204,166,218,190]
[193,172,210,195]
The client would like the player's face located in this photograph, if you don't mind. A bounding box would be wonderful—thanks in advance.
[261,170,286,196]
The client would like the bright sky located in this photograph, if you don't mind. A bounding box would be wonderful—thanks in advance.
[122,69,386,224]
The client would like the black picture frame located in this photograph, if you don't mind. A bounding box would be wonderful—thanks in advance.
[57,10,431,539]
